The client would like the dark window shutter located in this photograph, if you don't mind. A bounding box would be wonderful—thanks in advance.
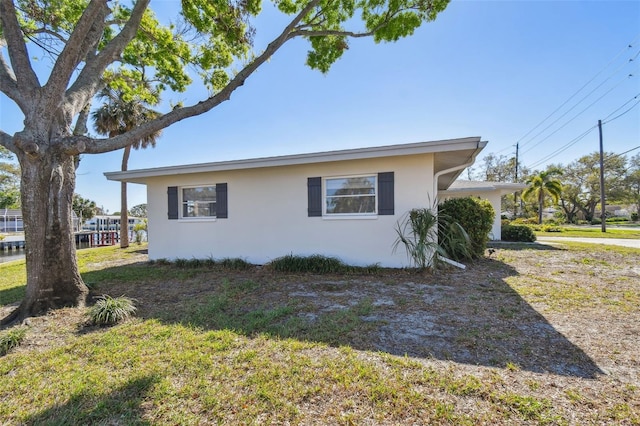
[216,183,228,219]
[168,186,178,220]
[378,172,394,215]
[307,177,322,217]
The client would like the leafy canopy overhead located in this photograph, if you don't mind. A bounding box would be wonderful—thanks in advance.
[1,0,449,158]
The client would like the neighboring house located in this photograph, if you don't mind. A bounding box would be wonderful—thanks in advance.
[105,137,489,267]
[1,209,81,233]
[440,180,528,240]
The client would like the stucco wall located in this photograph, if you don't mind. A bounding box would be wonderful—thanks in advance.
[143,154,435,267]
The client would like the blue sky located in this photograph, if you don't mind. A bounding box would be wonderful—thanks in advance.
[1,0,639,213]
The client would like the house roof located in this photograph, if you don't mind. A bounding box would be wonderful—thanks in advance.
[105,137,487,188]
[441,180,527,196]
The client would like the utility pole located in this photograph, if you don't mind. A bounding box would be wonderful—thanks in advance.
[598,120,606,233]
[514,143,519,217]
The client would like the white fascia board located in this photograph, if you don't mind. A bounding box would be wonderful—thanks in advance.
[104,137,484,183]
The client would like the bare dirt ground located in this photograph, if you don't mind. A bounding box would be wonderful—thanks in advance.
[3,242,639,423]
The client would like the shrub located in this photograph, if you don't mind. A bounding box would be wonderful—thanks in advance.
[439,197,494,259]
[606,217,629,223]
[133,219,147,244]
[268,254,348,273]
[511,217,539,225]
[393,207,441,269]
[632,212,639,222]
[88,295,137,326]
[502,225,536,242]
[590,218,601,225]
[0,326,27,356]
[540,225,562,233]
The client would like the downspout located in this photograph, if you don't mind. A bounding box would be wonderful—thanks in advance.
[431,143,481,270]
[433,157,479,201]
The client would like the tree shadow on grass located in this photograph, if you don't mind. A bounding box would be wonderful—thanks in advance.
[24,374,159,425]
[82,256,604,379]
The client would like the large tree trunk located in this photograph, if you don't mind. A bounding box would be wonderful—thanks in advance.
[120,145,131,249]
[2,151,88,324]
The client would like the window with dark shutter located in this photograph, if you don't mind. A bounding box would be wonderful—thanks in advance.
[216,183,228,219]
[377,172,394,215]
[167,186,178,220]
[307,177,322,217]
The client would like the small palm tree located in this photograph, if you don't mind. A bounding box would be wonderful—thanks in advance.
[523,170,563,224]
[92,87,162,248]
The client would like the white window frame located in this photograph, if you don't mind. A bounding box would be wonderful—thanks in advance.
[323,174,378,217]
[180,185,217,221]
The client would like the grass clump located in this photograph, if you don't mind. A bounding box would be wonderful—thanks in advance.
[0,326,27,355]
[88,295,137,326]
[268,254,349,273]
[173,257,252,270]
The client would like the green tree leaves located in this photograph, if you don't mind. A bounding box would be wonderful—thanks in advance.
[0,146,20,209]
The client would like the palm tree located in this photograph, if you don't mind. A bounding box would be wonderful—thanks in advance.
[522,170,563,224]
[92,88,162,248]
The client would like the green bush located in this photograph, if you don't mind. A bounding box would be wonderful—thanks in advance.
[439,197,495,259]
[268,254,348,273]
[173,257,251,270]
[502,225,536,242]
[511,217,539,225]
[0,326,27,356]
[632,212,639,222]
[88,295,137,326]
[590,218,601,225]
[606,217,629,223]
[540,225,562,233]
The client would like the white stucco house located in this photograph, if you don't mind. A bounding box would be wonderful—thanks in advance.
[105,137,517,268]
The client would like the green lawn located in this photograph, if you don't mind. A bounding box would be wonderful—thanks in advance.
[535,226,640,239]
[0,244,638,424]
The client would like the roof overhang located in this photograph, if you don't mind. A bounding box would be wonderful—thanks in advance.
[441,180,528,196]
[105,137,487,185]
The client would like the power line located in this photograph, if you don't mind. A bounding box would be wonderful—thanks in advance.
[603,92,640,121]
[602,95,640,125]
[607,145,640,160]
[522,72,635,156]
[515,36,640,148]
[526,93,640,169]
[527,125,598,169]
[520,66,637,151]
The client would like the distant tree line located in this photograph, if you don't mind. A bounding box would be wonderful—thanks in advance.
[467,151,640,223]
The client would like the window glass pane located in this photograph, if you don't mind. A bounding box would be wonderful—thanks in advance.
[326,177,375,196]
[182,186,216,217]
[324,176,376,214]
[326,195,375,214]
[183,186,216,202]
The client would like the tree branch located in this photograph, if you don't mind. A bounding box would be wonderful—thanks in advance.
[0,47,22,108]
[44,0,109,113]
[0,0,40,93]
[74,0,323,155]
[0,130,16,153]
[28,27,70,44]
[66,0,150,114]
[290,29,375,38]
